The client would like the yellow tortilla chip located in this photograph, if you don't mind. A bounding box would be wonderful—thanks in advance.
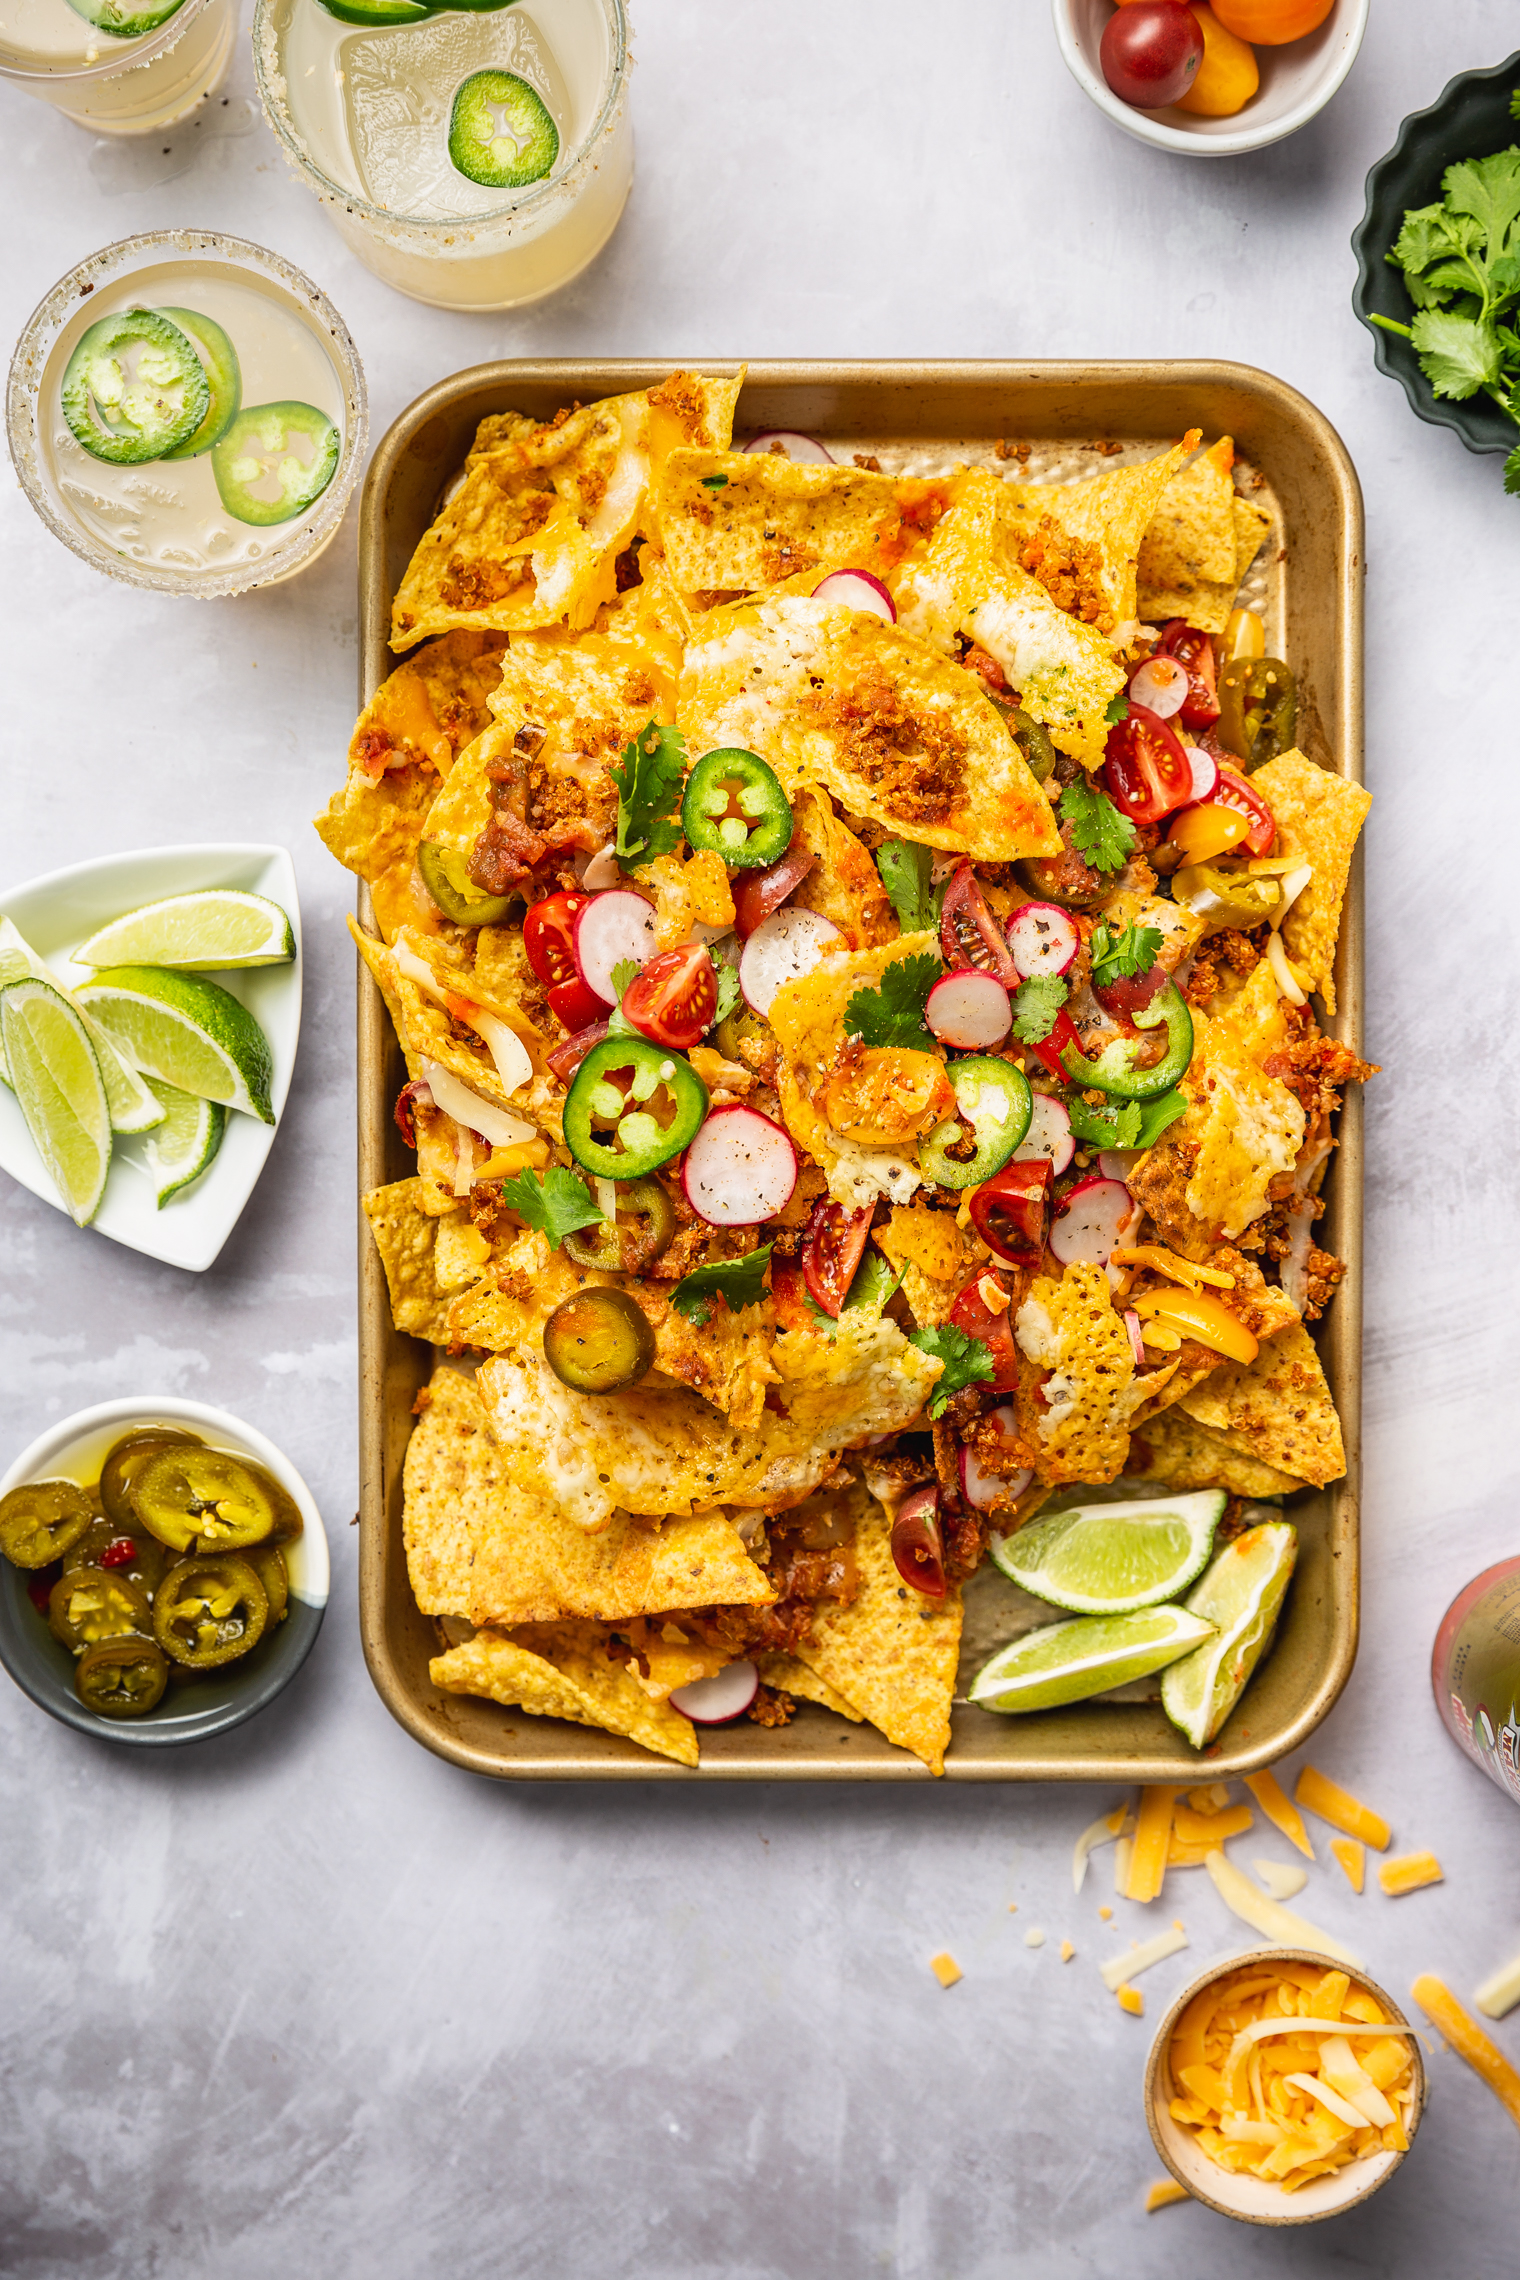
[874,1201,982,1327]
[1179,1320,1345,1487]
[1126,1407,1307,1498]
[1136,437,1239,627]
[1252,750,1371,1016]
[361,1179,476,1340]
[891,470,1125,767]
[1013,1263,1138,1485]
[769,933,939,1208]
[638,851,735,949]
[1234,494,1274,584]
[787,788,897,949]
[794,1477,962,1775]
[755,1652,864,1721]
[430,1629,699,1767]
[405,1365,774,1627]
[1001,434,1195,628]
[657,449,907,593]
[678,594,1060,859]
[1174,962,1305,1242]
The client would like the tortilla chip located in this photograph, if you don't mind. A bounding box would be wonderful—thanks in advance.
[638,851,735,949]
[1001,434,1195,628]
[787,788,896,949]
[768,933,938,1207]
[1251,750,1370,1016]
[1136,437,1239,628]
[1013,1263,1138,1485]
[1178,1319,1345,1487]
[1234,495,1273,584]
[1126,1407,1307,1499]
[678,593,1060,860]
[361,1179,471,1340]
[891,470,1125,767]
[405,1365,774,1627]
[874,1201,982,1327]
[430,1629,700,1767]
[755,1652,864,1721]
[657,450,909,593]
[1174,962,1305,1242]
[794,1478,962,1775]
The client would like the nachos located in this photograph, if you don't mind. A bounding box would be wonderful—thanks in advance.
[319,389,1371,1774]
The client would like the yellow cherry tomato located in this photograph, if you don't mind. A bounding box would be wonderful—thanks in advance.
[1224,606,1266,662]
[1210,0,1334,43]
[1167,802,1252,863]
[1175,4,1259,116]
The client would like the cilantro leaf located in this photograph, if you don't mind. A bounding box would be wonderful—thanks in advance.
[701,474,729,490]
[610,720,686,869]
[1412,307,1505,399]
[1444,151,1520,272]
[842,1247,905,1317]
[907,1323,996,1420]
[671,1244,774,1326]
[1088,921,1163,989]
[1133,1086,1189,1148]
[1104,691,1130,726]
[1066,1093,1141,1149]
[875,838,942,935]
[1060,778,1136,874]
[711,944,742,1026]
[843,951,942,1047]
[498,1166,604,1251]
[609,958,639,1002]
[1011,974,1068,1045]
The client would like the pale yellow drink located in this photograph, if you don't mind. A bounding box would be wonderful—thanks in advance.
[254,0,631,311]
[0,0,233,131]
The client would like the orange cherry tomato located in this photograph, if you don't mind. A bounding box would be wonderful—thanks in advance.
[1175,4,1259,115]
[1209,0,1334,43]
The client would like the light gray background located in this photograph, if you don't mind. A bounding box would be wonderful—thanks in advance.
[3,4,1519,2274]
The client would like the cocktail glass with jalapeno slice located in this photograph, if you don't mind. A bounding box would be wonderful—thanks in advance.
[0,0,234,133]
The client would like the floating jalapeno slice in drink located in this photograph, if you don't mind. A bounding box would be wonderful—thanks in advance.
[129,1446,277,1555]
[62,308,210,466]
[211,401,341,528]
[681,749,794,870]
[0,1479,95,1569]
[157,308,242,460]
[449,69,561,190]
[563,1037,709,1179]
[153,1554,270,1670]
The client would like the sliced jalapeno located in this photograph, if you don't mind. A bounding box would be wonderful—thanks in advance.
[153,1555,269,1669]
[245,1542,290,1626]
[75,1636,169,1718]
[681,749,794,870]
[417,840,516,927]
[1060,981,1194,1102]
[1217,657,1296,772]
[563,1037,709,1179]
[314,0,429,20]
[62,1520,167,1597]
[211,401,340,529]
[449,69,560,189]
[0,1479,94,1570]
[918,1057,1032,1190]
[543,1289,656,1394]
[130,1447,276,1555]
[562,1177,676,1272]
[48,1566,153,1652]
[66,0,186,34]
[1008,704,1057,783]
[157,307,241,460]
[100,1427,202,1530]
[61,308,210,466]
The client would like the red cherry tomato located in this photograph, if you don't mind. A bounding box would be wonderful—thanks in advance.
[523,890,590,990]
[940,864,1020,987]
[1186,763,1277,857]
[890,1484,946,1599]
[968,1160,1054,1270]
[1027,1005,1082,1082]
[801,1197,874,1318]
[546,975,607,1035]
[948,1273,1021,1391]
[731,843,816,940]
[1103,703,1193,825]
[621,942,718,1050]
[1157,621,1221,730]
[1099,0,1204,108]
[1091,963,1168,1022]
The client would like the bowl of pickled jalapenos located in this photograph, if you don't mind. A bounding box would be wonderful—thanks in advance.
[0,1399,327,1742]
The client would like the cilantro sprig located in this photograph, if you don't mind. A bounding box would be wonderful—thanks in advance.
[908,1323,996,1419]
[671,1244,773,1325]
[610,720,686,868]
[1065,1086,1188,1152]
[499,1166,604,1251]
[1060,778,1135,875]
[1011,974,1069,1045]
[875,838,943,936]
[843,951,942,1047]
[1088,921,1163,990]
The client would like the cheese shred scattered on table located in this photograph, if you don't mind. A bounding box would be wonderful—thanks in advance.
[929,1951,963,1988]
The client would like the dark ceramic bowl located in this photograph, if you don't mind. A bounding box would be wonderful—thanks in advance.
[1352,52,1520,456]
[0,1398,328,1745]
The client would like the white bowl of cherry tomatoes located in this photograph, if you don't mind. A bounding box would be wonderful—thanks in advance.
[1053,0,1368,156]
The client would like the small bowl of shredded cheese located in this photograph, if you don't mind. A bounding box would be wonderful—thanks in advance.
[1145,1949,1426,2223]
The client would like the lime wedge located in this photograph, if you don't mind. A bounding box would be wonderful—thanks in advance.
[969,1605,1217,1715]
[0,915,163,1134]
[75,966,274,1124]
[0,977,112,1225]
[74,890,294,972]
[1161,1520,1298,1749]
[142,1075,225,1206]
[989,1489,1226,1614]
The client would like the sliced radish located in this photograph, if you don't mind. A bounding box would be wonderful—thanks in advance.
[572,889,656,1006]
[1098,1147,1144,1183]
[746,430,834,464]
[812,569,896,622]
[960,1440,1034,1512]
[925,969,1011,1050]
[578,844,623,892]
[1183,745,1220,803]
[1128,656,1189,719]
[1049,1175,1136,1269]
[1005,902,1080,981]
[1123,1309,1146,1367]
[682,1105,798,1225]
[739,907,842,1016]
[670,1661,759,1724]
[731,843,816,939]
[1014,1092,1075,1174]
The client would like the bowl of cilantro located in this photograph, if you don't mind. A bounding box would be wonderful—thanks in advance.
[1353,52,1520,486]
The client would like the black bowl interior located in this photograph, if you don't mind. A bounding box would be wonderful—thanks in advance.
[1352,50,1520,455]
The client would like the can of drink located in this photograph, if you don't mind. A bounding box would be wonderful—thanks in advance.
[1432,1559,1520,1803]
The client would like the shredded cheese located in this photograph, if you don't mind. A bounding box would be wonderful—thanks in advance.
[1252,1858,1309,1902]
[1072,1800,1132,1893]
[1024,1927,1046,1950]
[1243,1769,1315,1860]
[1474,1947,1520,2022]
[1100,1924,1188,1991]
[1330,1837,1365,1895]
[929,1952,962,1988]
[1060,1939,1076,1963]
[1378,1850,1443,1898]
[1413,1976,1520,2132]
[1204,1849,1363,1967]
[1294,1765,1391,1851]
[1117,1984,1144,2015]
[1144,2179,1189,2212]
[1126,1785,1180,1904]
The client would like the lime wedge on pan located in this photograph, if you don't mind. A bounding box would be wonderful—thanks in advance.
[74,889,294,972]
[989,1489,1225,1614]
[969,1605,1217,1715]
[1161,1521,1298,1749]
[0,915,163,1134]
[142,1076,225,1207]
[75,967,274,1125]
[0,977,112,1225]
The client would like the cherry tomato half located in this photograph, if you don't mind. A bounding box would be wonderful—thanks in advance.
[948,1273,1021,1391]
[1091,962,1169,1022]
[941,864,1020,987]
[621,942,718,1050]
[1027,1006,1082,1083]
[890,1485,946,1599]
[968,1160,1054,1270]
[1103,703,1193,825]
[801,1198,874,1318]
[731,843,815,940]
[1157,621,1221,730]
[1100,0,1204,108]
[546,975,607,1035]
[523,890,590,991]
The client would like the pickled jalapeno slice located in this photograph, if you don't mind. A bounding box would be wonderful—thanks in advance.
[417,840,516,927]
[543,1288,657,1394]
[62,1520,168,1596]
[562,1177,676,1273]
[48,1566,154,1652]
[0,1479,94,1569]
[130,1447,276,1554]
[75,1636,169,1718]
[153,1555,269,1669]
[99,1427,202,1530]
[244,1542,290,1626]
[1217,656,1296,772]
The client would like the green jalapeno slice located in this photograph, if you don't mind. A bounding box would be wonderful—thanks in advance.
[562,1177,676,1272]
[680,749,794,870]
[543,1289,657,1394]
[0,1479,95,1570]
[99,1427,202,1529]
[48,1566,154,1652]
[918,1057,1033,1191]
[1060,982,1194,1102]
[563,1037,709,1179]
[1217,657,1296,772]
[211,401,340,529]
[61,308,210,466]
[75,1636,169,1718]
[129,1447,276,1555]
[153,1555,269,1669]
[417,841,517,927]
